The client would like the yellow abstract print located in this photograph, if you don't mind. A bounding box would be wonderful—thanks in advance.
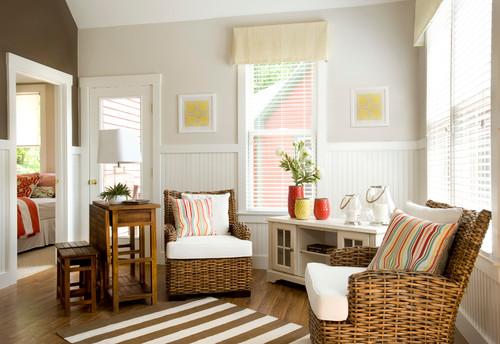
[356,93,383,121]
[184,100,210,127]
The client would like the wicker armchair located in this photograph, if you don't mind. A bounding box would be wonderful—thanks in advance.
[163,189,252,300]
[308,200,492,343]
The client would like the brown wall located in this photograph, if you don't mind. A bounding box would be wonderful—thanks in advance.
[1,0,78,145]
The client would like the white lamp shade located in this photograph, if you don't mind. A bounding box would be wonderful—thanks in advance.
[97,129,142,164]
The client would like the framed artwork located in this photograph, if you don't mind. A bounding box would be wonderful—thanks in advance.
[350,87,389,127]
[178,93,216,133]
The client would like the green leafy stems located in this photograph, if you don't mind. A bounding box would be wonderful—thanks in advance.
[98,182,131,201]
[276,140,323,186]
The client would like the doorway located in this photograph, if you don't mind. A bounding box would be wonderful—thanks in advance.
[15,84,57,279]
[79,74,162,261]
[1,53,73,289]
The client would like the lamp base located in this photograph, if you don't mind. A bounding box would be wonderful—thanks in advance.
[103,166,135,198]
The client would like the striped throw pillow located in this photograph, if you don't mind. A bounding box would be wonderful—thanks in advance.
[170,197,214,237]
[367,209,458,273]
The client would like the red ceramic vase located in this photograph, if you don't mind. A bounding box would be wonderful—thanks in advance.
[288,185,304,218]
[314,198,330,220]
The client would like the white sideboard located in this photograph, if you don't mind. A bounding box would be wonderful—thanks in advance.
[266,216,387,285]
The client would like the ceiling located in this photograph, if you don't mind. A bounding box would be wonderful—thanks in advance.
[65,0,408,29]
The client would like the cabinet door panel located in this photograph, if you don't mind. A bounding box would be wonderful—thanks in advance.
[271,223,296,274]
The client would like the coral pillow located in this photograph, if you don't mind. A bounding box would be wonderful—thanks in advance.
[368,209,458,274]
[170,197,214,238]
[17,173,40,197]
[38,173,56,187]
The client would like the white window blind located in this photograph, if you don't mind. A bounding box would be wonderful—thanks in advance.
[427,0,492,250]
[246,61,317,211]
[16,93,41,146]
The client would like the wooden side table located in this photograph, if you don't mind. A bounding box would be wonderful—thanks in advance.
[89,201,160,312]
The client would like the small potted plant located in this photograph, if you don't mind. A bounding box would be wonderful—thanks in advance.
[276,140,322,218]
[98,182,131,204]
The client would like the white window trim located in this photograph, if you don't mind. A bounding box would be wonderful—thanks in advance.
[237,62,327,215]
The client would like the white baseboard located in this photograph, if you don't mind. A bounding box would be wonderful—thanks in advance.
[456,309,489,344]
[253,255,268,270]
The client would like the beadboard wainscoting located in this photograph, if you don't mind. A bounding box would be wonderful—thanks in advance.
[457,262,500,344]
[71,148,81,241]
[325,141,427,218]
[160,150,238,261]
[240,220,270,270]
[159,141,426,269]
[0,143,11,282]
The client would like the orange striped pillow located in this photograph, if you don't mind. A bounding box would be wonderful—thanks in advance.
[170,197,214,237]
[367,209,458,273]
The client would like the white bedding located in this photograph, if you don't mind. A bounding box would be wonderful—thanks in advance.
[17,198,56,253]
[33,198,56,220]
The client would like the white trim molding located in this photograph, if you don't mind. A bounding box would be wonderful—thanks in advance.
[328,140,424,151]
[3,53,73,289]
[161,144,238,154]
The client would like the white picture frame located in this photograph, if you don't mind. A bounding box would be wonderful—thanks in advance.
[350,87,389,127]
[178,93,216,133]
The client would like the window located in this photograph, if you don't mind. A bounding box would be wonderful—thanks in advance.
[426,0,492,251]
[16,93,41,173]
[100,97,142,237]
[245,61,317,212]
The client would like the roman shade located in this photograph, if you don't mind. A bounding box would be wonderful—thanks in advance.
[414,0,443,46]
[232,22,329,64]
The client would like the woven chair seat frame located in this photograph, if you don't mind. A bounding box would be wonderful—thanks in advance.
[309,200,492,343]
[164,189,252,298]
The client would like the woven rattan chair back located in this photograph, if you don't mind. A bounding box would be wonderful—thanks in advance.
[308,200,492,343]
[426,200,491,289]
[162,188,252,300]
[164,189,237,227]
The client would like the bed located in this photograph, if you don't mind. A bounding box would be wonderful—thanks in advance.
[17,173,57,253]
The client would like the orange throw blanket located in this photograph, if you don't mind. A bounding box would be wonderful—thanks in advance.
[17,197,40,239]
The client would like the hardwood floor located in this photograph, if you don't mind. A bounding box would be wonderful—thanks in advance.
[0,266,468,343]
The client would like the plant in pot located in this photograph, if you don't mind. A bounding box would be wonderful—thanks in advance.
[276,140,322,218]
[98,182,131,204]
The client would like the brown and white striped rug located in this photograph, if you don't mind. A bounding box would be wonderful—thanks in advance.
[58,297,310,343]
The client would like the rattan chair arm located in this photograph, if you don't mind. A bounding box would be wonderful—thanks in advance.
[231,222,251,240]
[164,224,177,244]
[347,269,461,322]
[330,246,379,267]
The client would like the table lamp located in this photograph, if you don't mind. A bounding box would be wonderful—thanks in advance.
[97,128,142,196]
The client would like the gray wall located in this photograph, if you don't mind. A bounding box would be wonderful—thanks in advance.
[1,0,78,145]
[78,1,420,145]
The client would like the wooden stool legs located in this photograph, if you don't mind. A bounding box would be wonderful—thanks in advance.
[56,245,98,316]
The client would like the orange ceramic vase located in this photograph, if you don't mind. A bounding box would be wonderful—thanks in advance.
[288,185,304,218]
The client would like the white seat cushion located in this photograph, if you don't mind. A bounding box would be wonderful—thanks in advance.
[305,263,366,321]
[166,235,252,259]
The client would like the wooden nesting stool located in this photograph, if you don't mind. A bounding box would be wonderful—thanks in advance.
[55,241,91,299]
[57,245,98,316]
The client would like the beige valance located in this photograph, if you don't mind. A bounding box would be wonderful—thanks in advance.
[414,0,443,46]
[232,21,329,65]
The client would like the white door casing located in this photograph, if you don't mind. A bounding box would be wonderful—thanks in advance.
[79,75,162,261]
[1,53,73,289]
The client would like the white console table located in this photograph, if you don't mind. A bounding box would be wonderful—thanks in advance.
[266,216,387,285]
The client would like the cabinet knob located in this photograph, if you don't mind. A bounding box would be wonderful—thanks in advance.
[88,179,97,185]
[289,248,294,252]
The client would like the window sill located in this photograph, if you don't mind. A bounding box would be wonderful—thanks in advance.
[475,251,500,283]
[238,211,287,223]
